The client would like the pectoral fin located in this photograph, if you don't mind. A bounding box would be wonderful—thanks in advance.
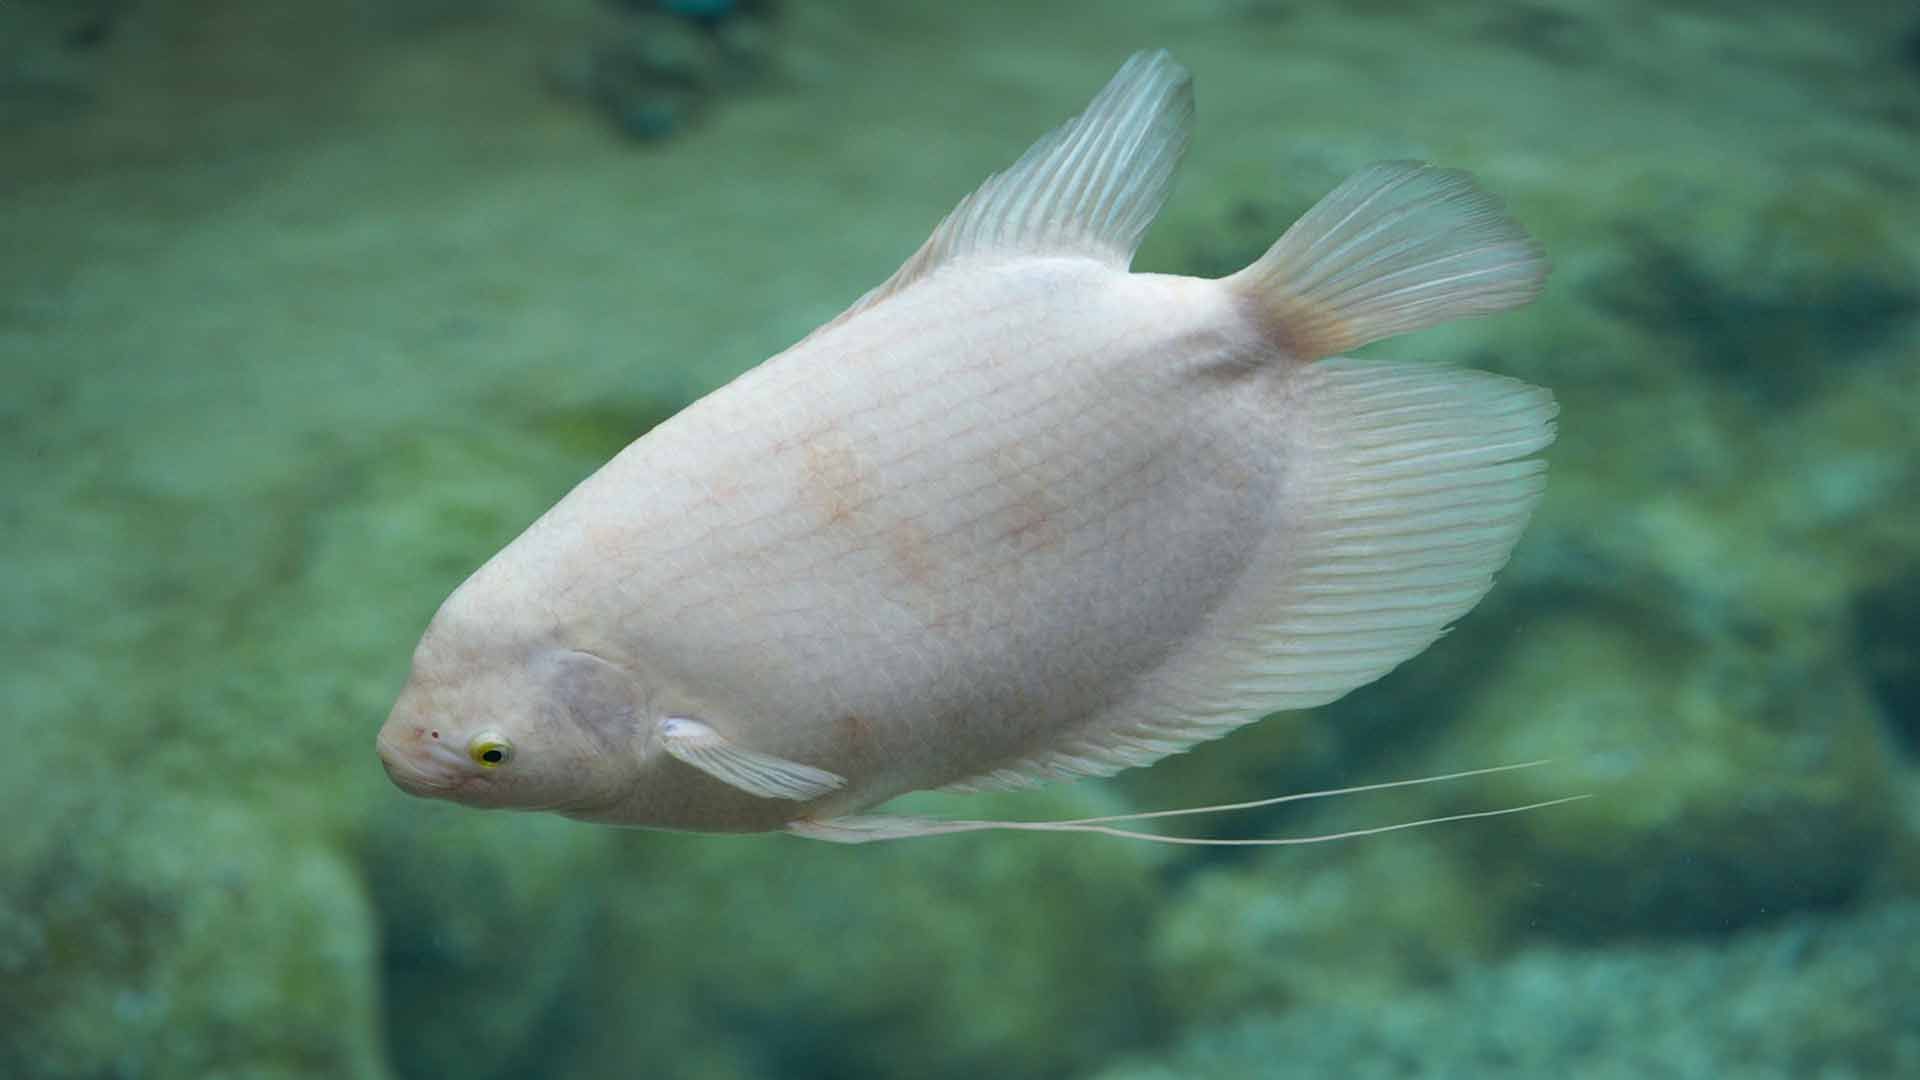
[657,717,846,801]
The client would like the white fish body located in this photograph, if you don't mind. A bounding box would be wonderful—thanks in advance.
[377,52,1555,841]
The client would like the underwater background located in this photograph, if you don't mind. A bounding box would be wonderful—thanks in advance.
[4,0,1917,1076]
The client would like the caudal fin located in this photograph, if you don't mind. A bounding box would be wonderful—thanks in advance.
[1226,161,1547,361]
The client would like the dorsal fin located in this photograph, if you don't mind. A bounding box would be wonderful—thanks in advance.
[816,51,1193,335]
[1224,161,1548,360]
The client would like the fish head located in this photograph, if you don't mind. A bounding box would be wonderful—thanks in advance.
[377,602,644,816]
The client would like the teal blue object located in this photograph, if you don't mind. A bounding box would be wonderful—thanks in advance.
[660,0,736,19]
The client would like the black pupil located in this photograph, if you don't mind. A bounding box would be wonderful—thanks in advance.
[482,748,503,764]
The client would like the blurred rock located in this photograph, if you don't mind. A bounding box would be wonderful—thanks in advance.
[0,388,666,1078]
[544,0,778,142]
[1102,900,1920,1080]
[1441,603,1897,937]
[363,808,611,1080]
[0,0,127,120]
[1132,598,1898,1017]
[0,789,388,1079]
[360,783,1170,1080]
[562,786,1170,1079]
[1147,836,1498,1025]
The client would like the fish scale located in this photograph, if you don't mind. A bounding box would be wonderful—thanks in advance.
[547,263,1267,814]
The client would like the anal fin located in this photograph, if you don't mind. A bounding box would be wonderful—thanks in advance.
[786,815,982,844]
[930,355,1556,795]
[658,717,846,801]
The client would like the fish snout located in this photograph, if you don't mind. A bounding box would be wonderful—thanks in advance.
[376,698,471,797]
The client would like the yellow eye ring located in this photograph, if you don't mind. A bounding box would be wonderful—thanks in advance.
[467,733,513,768]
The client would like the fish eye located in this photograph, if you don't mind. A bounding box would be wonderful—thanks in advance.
[467,732,513,768]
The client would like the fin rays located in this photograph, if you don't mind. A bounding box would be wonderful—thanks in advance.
[807,51,1193,341]
[791,760,1587,844]
[658,717,847,801]
[1228,161,1548,361]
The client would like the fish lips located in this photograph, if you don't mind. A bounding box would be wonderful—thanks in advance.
[375,729,478,800]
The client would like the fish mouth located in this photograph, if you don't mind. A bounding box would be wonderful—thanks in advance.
[376,730,470,797]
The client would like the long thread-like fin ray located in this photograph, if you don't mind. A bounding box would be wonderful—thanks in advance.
[926,795,1589,846]
[1032,758,1555,827]
[790,761,1584,844]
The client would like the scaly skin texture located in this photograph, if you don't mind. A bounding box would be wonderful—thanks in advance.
[384,256,1304,832]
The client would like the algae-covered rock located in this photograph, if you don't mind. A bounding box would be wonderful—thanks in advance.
[0,0,126,117]
[564,786,1170,1080]
[542,0,778,142]
[0,386,666,1078]
[1103,901,1920,1080]
[0,788,388,1080]
[1135,584,1901,1023]
[1147,836,1498,1025]
[363,807,613,1080]
[1441,603,1899,937]
[356,782,1169,1080]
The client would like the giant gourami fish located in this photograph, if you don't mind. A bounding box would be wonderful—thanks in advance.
[376,51,1561,843]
